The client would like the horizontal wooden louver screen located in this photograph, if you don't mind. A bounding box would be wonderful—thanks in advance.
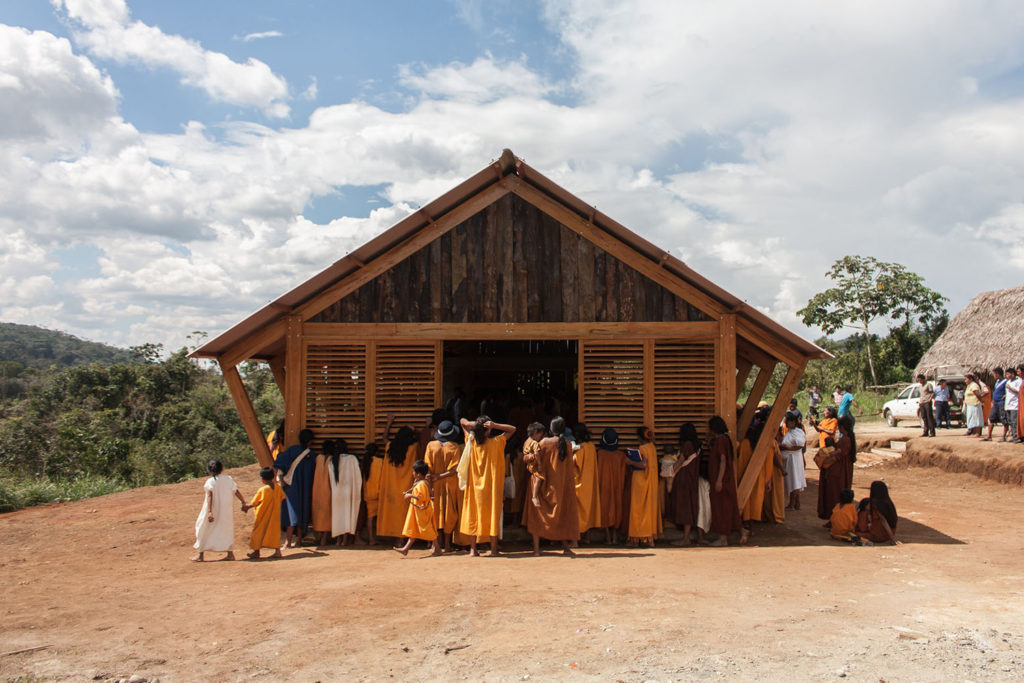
[304,344,367,452]
[580,342,645,448]
[374,343,439,444]
[654,341,716,439]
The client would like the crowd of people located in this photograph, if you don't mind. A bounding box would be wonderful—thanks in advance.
[913,367,1023,442]
[191,392,902,560]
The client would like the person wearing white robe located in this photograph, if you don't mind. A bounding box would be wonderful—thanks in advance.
[193,460,246,561]
[329,442,364,544]
[780,415,807,510]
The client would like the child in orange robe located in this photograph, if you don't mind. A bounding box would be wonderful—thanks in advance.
[243,467,286,559]
[829,488,859,542]
[394,460,440,556]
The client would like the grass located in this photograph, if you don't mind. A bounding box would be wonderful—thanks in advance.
[0,474,128,514]
[785,388,901,425]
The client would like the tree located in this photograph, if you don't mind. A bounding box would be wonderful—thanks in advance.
[798,256,947,385]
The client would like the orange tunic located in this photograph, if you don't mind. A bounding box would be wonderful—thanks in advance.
[829,502,858,539]
[249,483,286,550]
[311,454,332,532]
[376,443,418,538]
[574,442,601,533]
[523,437,580,541]
[459,434,507,540]
[402,479,437,541]
[363,457,383,518]
[816,418,838,448]
[737,439,772,522]
[596,447,627,528]
[768,440,786,523]
[628,443,662,541]
[424,440,461,533]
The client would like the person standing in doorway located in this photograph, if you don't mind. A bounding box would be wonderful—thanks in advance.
[458,416,517,556]
[917,374,936,438]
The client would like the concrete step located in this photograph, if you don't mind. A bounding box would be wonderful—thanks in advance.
[870,447,903,459]
[889,440,907,452]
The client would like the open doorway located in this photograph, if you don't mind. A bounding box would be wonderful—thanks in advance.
[442,340,578,433]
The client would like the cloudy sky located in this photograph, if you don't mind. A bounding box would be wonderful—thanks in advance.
[3,1,1024,352]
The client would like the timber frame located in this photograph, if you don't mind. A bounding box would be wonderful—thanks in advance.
[192,149,830,510]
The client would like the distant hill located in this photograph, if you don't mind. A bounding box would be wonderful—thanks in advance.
[0,322,135,371]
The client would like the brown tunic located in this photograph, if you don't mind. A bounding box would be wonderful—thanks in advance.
[817,434,853,520]
[596,447,627,528]
[708,434,742,536]
[668,442,699,526]
[522,437,580,541]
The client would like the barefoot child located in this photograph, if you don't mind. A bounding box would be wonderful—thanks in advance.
[394,460,440,556]
[243,467,286,559]
[829,488,859,542]
[193,459,247,562]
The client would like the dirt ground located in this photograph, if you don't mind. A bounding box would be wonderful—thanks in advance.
[3,427,1024,682]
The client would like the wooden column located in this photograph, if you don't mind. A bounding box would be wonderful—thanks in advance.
[643,339,655,430]
[736,360,806,508]
[219,361,274,468]
[283,315,304,447]
[716,314,737,438]
[735,358,754,399]
[737,362,776,439]
[364,342,377,447]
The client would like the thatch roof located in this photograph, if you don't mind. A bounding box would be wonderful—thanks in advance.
[914,285,1024,378]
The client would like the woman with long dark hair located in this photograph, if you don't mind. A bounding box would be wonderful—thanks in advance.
[328,438,362,545]
[668,423,701,546]
[704,416,746,546]
[818,414,855,522]
[376,415,419,539]
[573,423,601,541]
[458,415,516,556]
[855,480,900,544]
[523,417,580,556]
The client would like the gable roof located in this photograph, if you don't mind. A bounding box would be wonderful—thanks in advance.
[192,149,829,362]
[914,285,1024,377]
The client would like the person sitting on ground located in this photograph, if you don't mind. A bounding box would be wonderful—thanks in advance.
[243,467,286,560]
[394,460,440,557]
[984,368,1008,441]
[829,488,859,543]
[192,459,247,562]
[855,480,900,545]
[1006,367,1022,444]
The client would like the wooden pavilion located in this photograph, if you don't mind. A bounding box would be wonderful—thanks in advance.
[192,150,830,509]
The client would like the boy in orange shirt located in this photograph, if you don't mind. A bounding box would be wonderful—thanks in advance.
[829,488,859,543]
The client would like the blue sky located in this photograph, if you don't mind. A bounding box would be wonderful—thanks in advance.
[2,1,1024,352]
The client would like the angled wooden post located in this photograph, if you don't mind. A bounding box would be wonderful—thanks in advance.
[716,314,737,438]
[735,358,754,399]
[284,315,304,447]
[268,354,286,397]
[219,361,274,468]
[737,361,776,438]
[736,360,806,508]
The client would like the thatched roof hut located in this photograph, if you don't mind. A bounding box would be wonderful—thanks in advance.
[914,285,1024,378]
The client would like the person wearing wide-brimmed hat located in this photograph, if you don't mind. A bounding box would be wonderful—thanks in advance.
[424,420,462,553]
[595,428,627,544]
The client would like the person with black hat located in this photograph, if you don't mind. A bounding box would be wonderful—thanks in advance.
[424,420,463,553]
[595,428,627,544]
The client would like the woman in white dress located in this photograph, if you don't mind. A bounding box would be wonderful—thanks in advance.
[328,439,363,545]
[193,460,246,561]
[780,413,807,511]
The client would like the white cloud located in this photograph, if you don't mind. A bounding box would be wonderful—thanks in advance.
[399,56,556,103]
[56,0,290,117]
[301,76,318,101]
[241,30,283,43]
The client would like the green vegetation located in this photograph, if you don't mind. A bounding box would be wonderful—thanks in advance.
[0,326,282,513]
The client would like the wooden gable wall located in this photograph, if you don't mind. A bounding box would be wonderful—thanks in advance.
[311,193,708,325]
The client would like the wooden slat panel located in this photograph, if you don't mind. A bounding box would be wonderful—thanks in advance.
[580,341,645,448]
[372,342,440,448]
[304,343,367,452]
[653,341,716,442]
